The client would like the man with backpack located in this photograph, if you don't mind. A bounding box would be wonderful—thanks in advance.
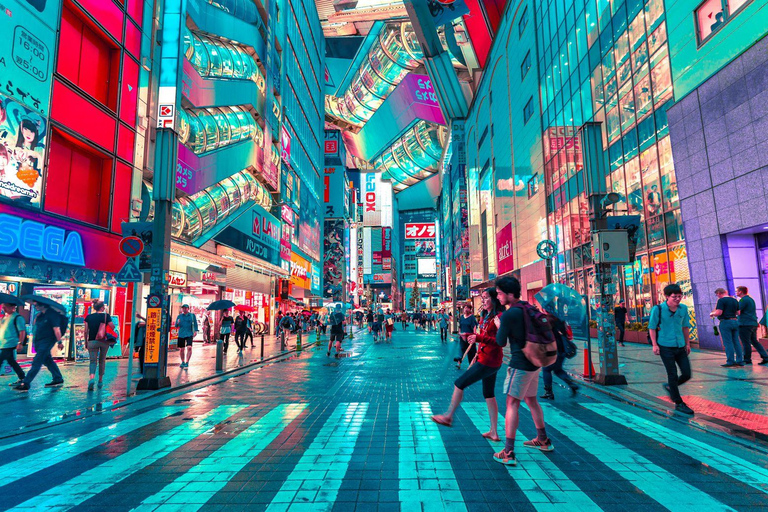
[493,276,555,466]
[15,302,66,391]
[0,302,27,386]
[327,305,346,357]
[649,283,694,415]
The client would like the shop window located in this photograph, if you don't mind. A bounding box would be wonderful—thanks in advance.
[650,51,672,106]
[58,3,121,111]
[45,129,113,228]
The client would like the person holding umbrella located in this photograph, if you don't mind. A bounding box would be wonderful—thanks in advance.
[15,296,67,391]
[206,299,235,353]
[0,293,27,387]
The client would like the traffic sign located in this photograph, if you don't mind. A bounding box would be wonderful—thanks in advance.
[116,259,143,282]
[119,236,144,258]
[147,293,162,308]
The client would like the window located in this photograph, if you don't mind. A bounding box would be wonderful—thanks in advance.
[523,97,534,124]
[521,51,531,80]
[695,0,752,44]
[519,6,528,37]
[527,173,539,198]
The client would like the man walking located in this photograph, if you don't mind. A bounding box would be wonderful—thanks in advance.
[175,304,198,368]
[736,286,768,365]
[709,288,742,367]
[614,301,627,346]
[493,276,553,466]
[15,303,65,391]
[0,302,26,386]
[649,284,694,415]
[234,311,248,353]
[438,309,450,343]
[327,304,345,357]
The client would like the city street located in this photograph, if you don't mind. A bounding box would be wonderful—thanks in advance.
[1,329,767,512]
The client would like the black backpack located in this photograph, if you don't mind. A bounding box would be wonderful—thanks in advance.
[647,305,661,344]
[330,312,344,326]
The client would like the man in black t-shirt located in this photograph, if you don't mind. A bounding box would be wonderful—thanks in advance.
[327,305,345,357]
[614,302,627,346]
[710,288,743,367]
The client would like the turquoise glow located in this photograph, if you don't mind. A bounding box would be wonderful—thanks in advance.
[178,106,258,154]
[183,27,263,85]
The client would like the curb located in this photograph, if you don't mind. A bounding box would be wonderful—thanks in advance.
[568,371,768,455]
[1,340,324,441]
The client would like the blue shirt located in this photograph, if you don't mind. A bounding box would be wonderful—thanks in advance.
[648,302,691,348]
[458,315,477,334]
[738,295,758,326]
[0,313,25,350]
[175,312,198,338]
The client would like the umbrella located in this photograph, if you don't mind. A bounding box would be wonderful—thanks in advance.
[0,293,24,307]
[21,294,68,316]
[534,283,587,328]
[235,305,256,312]
[207,299,236,311]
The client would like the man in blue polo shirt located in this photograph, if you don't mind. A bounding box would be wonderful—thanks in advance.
[648,283,694,415]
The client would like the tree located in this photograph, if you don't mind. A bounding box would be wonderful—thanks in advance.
[409,279,420,311]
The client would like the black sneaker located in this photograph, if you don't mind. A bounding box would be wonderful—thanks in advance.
[44,381,64,388]
[14,382,29,392]
[675,402,694,415]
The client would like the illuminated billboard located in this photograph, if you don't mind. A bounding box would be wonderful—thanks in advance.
[417,257,437,278]
[405,222,436,239]
[0,94,47,207]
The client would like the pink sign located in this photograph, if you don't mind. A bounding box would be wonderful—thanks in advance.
[497,222,514,276]
[280,125,291,165]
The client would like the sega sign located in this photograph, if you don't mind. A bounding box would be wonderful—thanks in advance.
[404,222,436,239]
[0,214,85,266]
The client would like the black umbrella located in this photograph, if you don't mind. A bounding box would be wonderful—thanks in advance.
[207,299,236,311]
[0,293,24,307]
[21,294,68,316]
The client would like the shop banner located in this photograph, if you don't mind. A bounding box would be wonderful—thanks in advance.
[290,251,311,289]
[497,222,514,275]
[405,222,436,239]
[0,93,47,207]
[215,203,281,267]
[187,267,226,286]
[323,219,345,301]
[323,165,346,219]
[381,227,391,257]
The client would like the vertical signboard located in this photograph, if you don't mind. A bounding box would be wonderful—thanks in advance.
[323,219,345,300]
[144,307,162,365]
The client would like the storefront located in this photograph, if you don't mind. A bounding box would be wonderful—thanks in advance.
[0,205,128,361]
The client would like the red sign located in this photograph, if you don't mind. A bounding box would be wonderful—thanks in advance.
[325,140,338,154]
[382,227,392,257]
[405,223,436,239]
[496,222,514,275]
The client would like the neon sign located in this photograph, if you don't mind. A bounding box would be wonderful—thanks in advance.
[0,214,85,266]
[365,173,376,212]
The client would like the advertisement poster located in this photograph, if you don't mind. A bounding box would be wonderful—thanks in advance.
[496,222,514,276]
[414,240,436,256]
[0,93,46,206]
[298,186,321,261]
[323,219,344,300]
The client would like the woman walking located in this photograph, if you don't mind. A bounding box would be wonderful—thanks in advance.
[540,309,579,400]
[432,288,505,441]
[84,299,115,391]
[219,310,235,353]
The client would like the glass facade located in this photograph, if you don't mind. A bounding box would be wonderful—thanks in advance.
[184,28,265,86]
[537,0,695,338]
[178,106,260,154]
[374,121,446,191]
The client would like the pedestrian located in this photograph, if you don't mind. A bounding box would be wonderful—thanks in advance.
[234,311,248,353]
[219,309,234,353]
[372,309,384,343]
[84,299,116,390]
[649,284,694,415]
[614,301,627,346]
[366,310,374,333]
[540,308,579,399]
[438,309,450,342]
[279,314,295,348]
[736,286,768,365]
[457,304,478,365]
[15,303,65,391]
[401,311,408,330]
[493,276,553,465]
[245,313,254,348]
[0,301,26,387]
[327,304,345,357]
[175,304,198,368]
[202,314,211,344]
[134,313,146,374]
[384,308,394,342]
[275,311,284,338]
[709,288,743,367]
[432,288,505,441]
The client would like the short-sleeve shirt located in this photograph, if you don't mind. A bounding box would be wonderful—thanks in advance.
[34,309,62,346]
[614,306,627,324]
[648,302,691,348]
[715,296,739,320]
[458,315,477,334]
[176,312,199,337]
[85,312,112,341]
[496,304,537,371]
[0,313,25,349]
[738,295,758,326]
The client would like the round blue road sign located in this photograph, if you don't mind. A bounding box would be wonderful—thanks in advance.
[120,236,144,258]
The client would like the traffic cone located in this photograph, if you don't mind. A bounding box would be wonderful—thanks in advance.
[583,347,595,378]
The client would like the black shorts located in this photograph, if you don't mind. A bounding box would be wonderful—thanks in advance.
[454,362,500,399]
[177,336,193,348]
[330,331,344,342]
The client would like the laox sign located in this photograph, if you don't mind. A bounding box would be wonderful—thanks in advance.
[365,173,376,212]
[0,214,85,266]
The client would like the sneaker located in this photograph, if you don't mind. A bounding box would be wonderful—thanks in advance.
[662,383,671,396]
[540,390,555,400]
[569,383,579,397]
[523,438,554,452]
[8,380,23,387]
[97,381,103,389]
[44,381,64,388]
[493,449,517,466]
[721,363,737,367]
[87,379,95,391]
[759,359,768,365]
[327,351,330,357]
[675,402,694,415]
[14,382,29,392]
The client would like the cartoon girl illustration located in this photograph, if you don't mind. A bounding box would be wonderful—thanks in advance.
[16,118,42,151]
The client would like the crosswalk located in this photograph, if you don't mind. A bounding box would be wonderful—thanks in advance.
[0,400,765,511]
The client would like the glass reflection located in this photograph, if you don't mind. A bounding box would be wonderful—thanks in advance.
[178,106,257,155]
[184,27,264,84]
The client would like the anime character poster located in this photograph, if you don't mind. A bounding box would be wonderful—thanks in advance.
[323,219,345,301]
[0,94,46,207]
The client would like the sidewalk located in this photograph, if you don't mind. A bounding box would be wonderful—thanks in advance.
[0,331,324,434]
[573,341,768,443]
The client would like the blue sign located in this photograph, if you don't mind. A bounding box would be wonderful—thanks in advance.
[215,204,282,267]
[116,259,143,282]
[0,213,84,266]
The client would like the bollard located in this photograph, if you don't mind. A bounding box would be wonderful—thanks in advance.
[296,330,303,351]
[260,334,265,359]
[215,338,224,371]
[280,331,286,351]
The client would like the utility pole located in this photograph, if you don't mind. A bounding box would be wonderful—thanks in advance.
[138,0,184,390]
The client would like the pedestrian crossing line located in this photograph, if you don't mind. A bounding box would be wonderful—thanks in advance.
[583,403,768,494]
[264,402,366,512]
[0,406,185,487]
[0,434,50,455]
[129,403,306,512]
[399,402,467,511]
[534,403,736,512]
[7,405,248,511]
[461,403,601,511]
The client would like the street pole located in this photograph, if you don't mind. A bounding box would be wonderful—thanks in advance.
[125,274,139,396]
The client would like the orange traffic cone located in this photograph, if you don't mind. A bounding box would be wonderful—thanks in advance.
[583,346,595,378]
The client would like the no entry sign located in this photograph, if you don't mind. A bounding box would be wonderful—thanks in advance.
[119,236,144,258]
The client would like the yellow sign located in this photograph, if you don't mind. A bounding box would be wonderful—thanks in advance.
[145,308,162,364]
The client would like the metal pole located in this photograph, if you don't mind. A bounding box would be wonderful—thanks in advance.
[260,333,264,358]
[125,274,139,397]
